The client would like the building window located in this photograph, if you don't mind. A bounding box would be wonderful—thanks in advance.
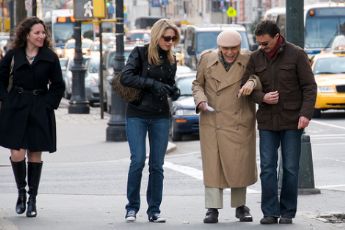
[211,0,230,13]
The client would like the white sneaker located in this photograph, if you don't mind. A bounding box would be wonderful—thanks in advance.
[125,210,136,222]
[149,213,166,223]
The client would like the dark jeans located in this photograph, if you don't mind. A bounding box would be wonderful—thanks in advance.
[259,129,303,218]
[125,117,169,216]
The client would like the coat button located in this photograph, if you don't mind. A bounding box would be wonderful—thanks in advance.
[216,92,220,96]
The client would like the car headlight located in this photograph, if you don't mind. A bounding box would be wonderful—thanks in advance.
[318,85,336,93]
[175,109,196,115]
[85,77,98,87]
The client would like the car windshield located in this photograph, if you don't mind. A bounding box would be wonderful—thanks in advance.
[195,31,249,54]
[314,56,345,74]
[68,58,90,70]
[88,59,100,73]
[59,58,68,70]
[108,50,132,68]
[176,77,194,96]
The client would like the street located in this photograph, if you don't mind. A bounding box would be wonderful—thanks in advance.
[1,105,345,229]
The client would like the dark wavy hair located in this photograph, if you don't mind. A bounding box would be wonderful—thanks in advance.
[254,20,280,38]
[12,16,52,49]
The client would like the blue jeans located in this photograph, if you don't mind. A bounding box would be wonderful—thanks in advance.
[125,117,169,216]
[259,129,303,218]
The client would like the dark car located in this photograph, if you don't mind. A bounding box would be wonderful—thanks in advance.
[170,72,199,141]
[104,46,135,112]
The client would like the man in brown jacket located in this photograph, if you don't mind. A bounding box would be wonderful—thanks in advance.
[192,30,260,224]
[241,20,317,225]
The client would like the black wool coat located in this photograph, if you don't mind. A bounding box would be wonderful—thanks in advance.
[0,47,65,153]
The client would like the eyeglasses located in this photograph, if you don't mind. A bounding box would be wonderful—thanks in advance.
[257,34,279,47]
[162,36,177,42]
[257,41,269,47]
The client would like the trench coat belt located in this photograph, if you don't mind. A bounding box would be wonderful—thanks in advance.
[14,86,47,96]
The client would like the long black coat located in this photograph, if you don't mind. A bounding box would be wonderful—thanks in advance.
[0,47,65,153]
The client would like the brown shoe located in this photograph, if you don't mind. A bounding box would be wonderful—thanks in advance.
[279,217,293,224]
[235,205,253,222]
[203,208,218,223]
[260,216,278,224]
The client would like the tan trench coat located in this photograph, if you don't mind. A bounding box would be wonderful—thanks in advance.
[192,50,257,188]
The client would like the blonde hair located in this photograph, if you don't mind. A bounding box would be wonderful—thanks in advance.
[148,18,180,65]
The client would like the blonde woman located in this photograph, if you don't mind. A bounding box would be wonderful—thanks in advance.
[121,19,180,223]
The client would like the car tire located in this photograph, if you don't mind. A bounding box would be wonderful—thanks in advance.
[313,109,321,118]
[171,124,182,141]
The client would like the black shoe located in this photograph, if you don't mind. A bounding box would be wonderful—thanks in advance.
[26,196,37,217]
[260,216,278,224]
[279,217,293,224]
[203,208,218,223]
[125,210,136,222]
[16,188,27,214]
[148,213,166,223]
[235,205,253,222]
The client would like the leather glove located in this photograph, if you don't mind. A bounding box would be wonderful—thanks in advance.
[169,85,180,101]
[152,80,173,96]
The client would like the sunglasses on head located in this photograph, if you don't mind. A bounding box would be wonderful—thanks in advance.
[162,36,177,42]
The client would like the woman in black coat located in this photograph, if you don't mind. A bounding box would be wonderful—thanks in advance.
[0,17,65,217]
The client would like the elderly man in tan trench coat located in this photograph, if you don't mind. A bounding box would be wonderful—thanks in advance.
[192,30,259,224]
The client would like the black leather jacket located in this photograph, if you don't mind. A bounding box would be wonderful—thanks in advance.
[121,45,177,118]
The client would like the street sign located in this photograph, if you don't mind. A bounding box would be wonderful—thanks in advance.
[74,0,106,20]
[226,6,237,18]
[93,0,106,18]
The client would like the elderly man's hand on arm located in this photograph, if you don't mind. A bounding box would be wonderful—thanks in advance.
[238,79,256,98]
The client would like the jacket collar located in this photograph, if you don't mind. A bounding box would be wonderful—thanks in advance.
[207,50,248,91]
[206,49,247,69]
[14,47,55,69]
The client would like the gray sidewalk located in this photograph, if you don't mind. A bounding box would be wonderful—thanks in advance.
[1,103,345,229]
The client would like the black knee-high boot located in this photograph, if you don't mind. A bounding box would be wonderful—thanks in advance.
[26,162,42,218]
[10,158,27,214]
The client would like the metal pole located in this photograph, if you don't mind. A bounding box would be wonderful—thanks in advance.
[32,0,37,16]
[106,0,127,141]
[257,0,263,21]
[99,21,104,119]
[286,0,304,47]
[9,0,14,41]
[68,20,90,114]
[16,0,26,23]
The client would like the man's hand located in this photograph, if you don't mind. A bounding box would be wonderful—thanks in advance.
[237,80,255,98]
[263,91,279,104]
[298,116,310,129]
[198,101,208,112]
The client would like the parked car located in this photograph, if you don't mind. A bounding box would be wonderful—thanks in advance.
[311,50,345,117]
[183,24,254,69]
[59,57,69,98]
[63,38,93,59]
[85,56,101,105]
[104,46,135,112]
[65,57,91,99]
[125,29,150,45]
[170,72,199,141]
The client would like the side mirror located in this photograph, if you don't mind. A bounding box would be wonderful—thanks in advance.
[187,46,195,55]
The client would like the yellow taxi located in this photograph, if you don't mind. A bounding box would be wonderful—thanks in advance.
[311,50,345,117]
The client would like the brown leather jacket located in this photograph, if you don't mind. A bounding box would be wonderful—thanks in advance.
[242,40,317,130]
